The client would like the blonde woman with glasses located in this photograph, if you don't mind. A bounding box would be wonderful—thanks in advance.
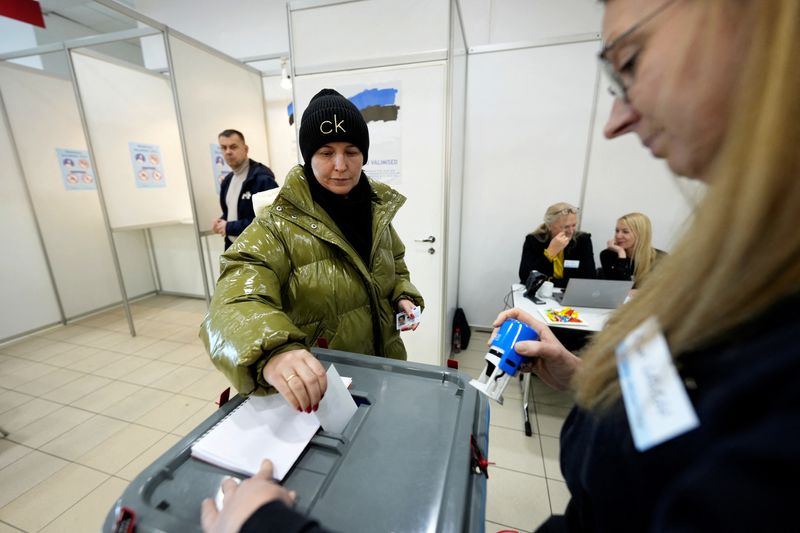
[600,212,665,287]
[518,202,596,287]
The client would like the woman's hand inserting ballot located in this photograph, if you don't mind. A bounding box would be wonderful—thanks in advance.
[263,349,327,412]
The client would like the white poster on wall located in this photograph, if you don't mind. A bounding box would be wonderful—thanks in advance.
[339,83,402,184]
[55,148,95,191]
[210,143,232,194]
[129,142,167,189]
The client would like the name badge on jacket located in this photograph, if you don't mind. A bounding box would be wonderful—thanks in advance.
[616,316,699,451]
[564,259,580,269]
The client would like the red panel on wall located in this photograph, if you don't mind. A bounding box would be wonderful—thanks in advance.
[0,0,46,29]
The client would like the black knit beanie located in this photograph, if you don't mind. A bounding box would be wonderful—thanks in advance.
[299,88,369,165]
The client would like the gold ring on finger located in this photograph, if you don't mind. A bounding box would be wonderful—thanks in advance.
[285,374,297,383]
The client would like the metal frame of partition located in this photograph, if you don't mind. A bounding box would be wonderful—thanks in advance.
[0,0,272,341]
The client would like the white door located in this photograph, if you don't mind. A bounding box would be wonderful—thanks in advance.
[294,62,447,366]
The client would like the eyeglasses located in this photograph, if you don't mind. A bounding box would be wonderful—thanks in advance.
[555,207,579,216]
[598,0,678,102]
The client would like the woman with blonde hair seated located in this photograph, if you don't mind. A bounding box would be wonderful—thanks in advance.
[518,202,596,288]
[600,212,665,287]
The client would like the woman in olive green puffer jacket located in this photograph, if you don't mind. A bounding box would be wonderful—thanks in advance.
[200,89,423,404]
[201,164,424,397]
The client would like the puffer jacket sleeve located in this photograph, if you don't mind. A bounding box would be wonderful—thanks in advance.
[388,224,425,310]
[200,218,308,395]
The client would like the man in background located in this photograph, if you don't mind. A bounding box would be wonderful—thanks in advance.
[212,129,278,249]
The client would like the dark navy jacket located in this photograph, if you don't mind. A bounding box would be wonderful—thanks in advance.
[539,294,800,532]
[220,159,278,249]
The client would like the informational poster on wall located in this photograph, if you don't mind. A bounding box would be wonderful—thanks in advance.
[129,142,166,189]
[210,143,232,194]
[55,148,96,191]
[340,83,402,184]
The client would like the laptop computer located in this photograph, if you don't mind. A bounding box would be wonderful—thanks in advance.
[553,278,634,309]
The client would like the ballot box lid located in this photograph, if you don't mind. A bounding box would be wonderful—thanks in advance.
[103,348,490,533]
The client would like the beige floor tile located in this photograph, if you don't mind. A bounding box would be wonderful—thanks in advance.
[41,374,112,404]
[38,475,128,533]
[39,324,95,342]
[7,405,93,448]
[0,397,62,432]
[534,404,571,439]
[12,340,76,362]
[0,337,54,357]
[0,440,34,470]
[42,344,99,368]
[157,343,207,365]
[149,366,208,393]
[134,320,179,339]
[488,425,545,477]
[120,360,180,386]
[76,423,164,474]
[70,381,142,412]
[0,450,68,508]
[164,325,202,344]
[132,339,185,360]
[134,394,207,432]
[540,436,563,482]
[116,433,181,481]
[489,397,535,433]
[185,353,215,370]
[547,478,571,515]
[454,348,488,369]
[486,520,531,533]
[92,354,150,380]
[0,463,108,532]
[40,414,127,460]
[0,390,34,415]
[101,387,172,422]
[106,334,160,355]
[0,519,24,531]
[1,361,59,390]
[180,370,231,400]
[0,357,37,376]
[486,467,551,532]
[18,367,85,397]
[81,332,135,350]
[69,350,125,374]
[171,400,218,436]
[64,328,115,346]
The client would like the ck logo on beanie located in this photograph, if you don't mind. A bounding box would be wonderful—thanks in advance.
[320,114,346,134]
[299,88,369,164]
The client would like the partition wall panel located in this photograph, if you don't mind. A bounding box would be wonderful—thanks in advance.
[167,33,270,234]
[458,42,599,327]
[70,50,193,229]
[0,102,62,339]
[580,87,706,257]
[0,62,123,317]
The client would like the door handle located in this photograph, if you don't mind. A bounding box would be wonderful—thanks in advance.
[415,235,436,243]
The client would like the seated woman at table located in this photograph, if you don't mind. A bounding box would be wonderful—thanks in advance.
[600,212,666,288]
[518,202,596,288]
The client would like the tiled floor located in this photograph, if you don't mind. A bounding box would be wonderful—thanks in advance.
[454,331,573,533]
[0,298,572,532]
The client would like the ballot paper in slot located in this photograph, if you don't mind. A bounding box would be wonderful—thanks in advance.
[190,366,356,479]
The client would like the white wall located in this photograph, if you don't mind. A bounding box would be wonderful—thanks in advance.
[133,0,289,60]
[0,97,62,340]
[0,63,125,318]
[262,75,297,182]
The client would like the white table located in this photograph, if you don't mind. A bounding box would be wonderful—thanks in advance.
[510,283,614,436]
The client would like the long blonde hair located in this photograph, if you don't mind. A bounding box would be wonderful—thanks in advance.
[618,212,657,284]
[576,1,800,409]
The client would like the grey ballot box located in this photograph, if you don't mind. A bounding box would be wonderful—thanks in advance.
[103,349,491,533]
